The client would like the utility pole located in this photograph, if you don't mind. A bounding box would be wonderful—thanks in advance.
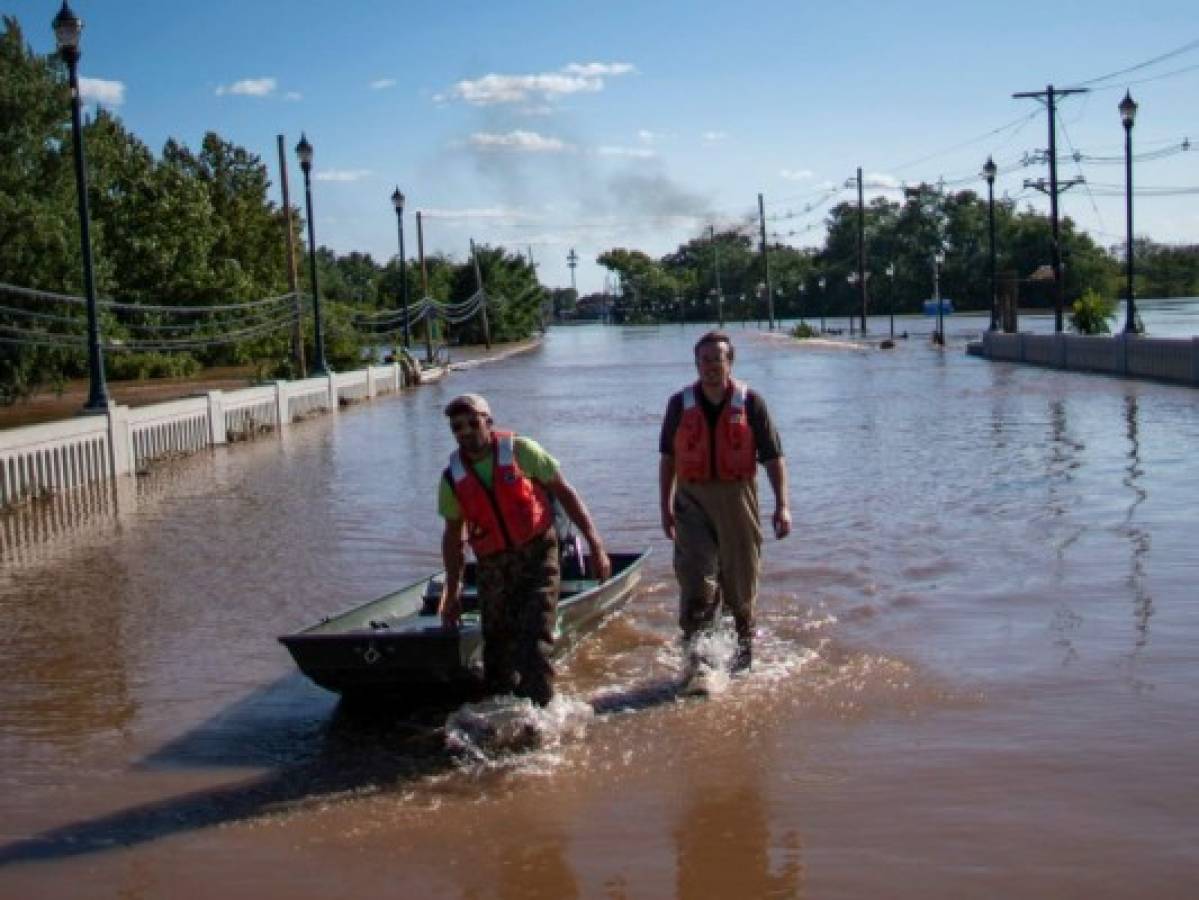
[417,210,432,363]
[526,245,546,330]
[757,193,775,330]
[1014,83,1088,332]
[470,238,491,349]
[567,247,578,295]
[857,166,867,333]
[710,225,724,327]
[276,135,305,376]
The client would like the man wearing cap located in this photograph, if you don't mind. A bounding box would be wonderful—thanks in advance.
[438,393,611,706]
[659,331,790,686]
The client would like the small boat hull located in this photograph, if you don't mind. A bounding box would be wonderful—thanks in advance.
[279,550,649,697]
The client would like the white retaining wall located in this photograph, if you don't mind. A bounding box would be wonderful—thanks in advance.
[0,364,406,509]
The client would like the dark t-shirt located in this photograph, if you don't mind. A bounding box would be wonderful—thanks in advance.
[659,383,783,465]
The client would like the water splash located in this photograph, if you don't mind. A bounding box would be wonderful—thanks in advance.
[444,694,593,766]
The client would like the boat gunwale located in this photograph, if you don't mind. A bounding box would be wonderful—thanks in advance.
[277,548,651,646]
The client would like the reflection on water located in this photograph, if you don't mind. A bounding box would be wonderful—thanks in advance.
[674,772,803,899]
[2,321,1198,897]
[1122,393,1153,657]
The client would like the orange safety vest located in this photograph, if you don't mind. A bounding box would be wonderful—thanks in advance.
[673,381,757,482]
[448,431,554,558]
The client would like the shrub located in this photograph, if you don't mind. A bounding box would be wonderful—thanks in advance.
[106,351,201,381]
[1069,290,1116,335]
[791,322,818,339]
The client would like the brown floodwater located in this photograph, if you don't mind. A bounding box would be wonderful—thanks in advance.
[1,318,1198,898]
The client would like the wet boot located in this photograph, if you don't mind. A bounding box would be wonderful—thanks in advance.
[730,638,752,675]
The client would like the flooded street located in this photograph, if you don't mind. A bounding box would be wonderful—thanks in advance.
[2,313,1198,898]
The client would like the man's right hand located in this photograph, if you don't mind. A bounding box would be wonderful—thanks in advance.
[439,590,462,629]
[661,508,676,541]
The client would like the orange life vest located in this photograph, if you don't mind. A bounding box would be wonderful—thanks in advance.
[448,431,554,558]
[673,381,757,482]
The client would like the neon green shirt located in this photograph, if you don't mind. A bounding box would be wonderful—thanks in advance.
[437,435,560,520]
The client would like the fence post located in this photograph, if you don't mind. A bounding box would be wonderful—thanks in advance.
[207,391,227,446]
[328,373,339,411]
[275,381,289,429]
[366,365,377,399]
[106,404,132,477]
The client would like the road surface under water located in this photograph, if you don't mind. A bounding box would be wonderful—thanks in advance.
[2,311,1198,898]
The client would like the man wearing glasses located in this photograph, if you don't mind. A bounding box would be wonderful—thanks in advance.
[438,393,611,706]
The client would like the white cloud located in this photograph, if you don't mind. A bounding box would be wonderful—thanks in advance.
[370,78,397,90]
[284,91,303,102]
[638,129,661,145]
[445,62,635,105]
[596,146,657,159]
[79,77,125,107]
[468,130,572,153]
[314,169,372,182]
[421,207,537,221]
[216,77,277,97]
[780,168,814,181]
[702,130,728,142]
[561,62,636,77]
[864,172,902,189]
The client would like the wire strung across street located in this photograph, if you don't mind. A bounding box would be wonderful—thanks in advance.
[0,281,304,351]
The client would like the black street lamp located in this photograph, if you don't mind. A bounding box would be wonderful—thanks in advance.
[53,1,108,413]
[847,272,859,335]
[983,156,998,331]
[885,263,895,338]
[817,277,826,333]
[933,250,946,346]
[1120,91,1140,334]
[390,187,411,349]
[295,133,329,375]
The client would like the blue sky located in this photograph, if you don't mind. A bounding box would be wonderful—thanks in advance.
[8,0,1198,293]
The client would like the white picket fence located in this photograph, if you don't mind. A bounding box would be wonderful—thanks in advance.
[982,332,1199,386]
[0,364,407,509]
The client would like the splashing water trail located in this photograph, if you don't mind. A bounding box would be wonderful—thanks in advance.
[444,694,594,765]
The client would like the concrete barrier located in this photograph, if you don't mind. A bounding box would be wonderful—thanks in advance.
[981,331,1197,387]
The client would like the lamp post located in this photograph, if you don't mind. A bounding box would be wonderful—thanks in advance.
[390,187,411,349]
[295,133,329,375]
[885,263,896,338]
[818,277,826,333]
[847,272,858,335]
[983,156,998,331]
[933,250,946,345]
[53,2,108,413]
[1120,91,1139,334]
[797,283,806,326]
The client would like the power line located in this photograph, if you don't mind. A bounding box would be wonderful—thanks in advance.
[1071,37,1199,88]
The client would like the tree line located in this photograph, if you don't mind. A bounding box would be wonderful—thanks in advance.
[594,185,1198,326]
[0,17,543,403]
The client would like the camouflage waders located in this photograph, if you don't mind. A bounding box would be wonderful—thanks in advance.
[476,530,560,705]
[673,479,762,668]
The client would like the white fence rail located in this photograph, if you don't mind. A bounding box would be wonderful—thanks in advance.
[982,332,1199,386]
[0,363,409,510]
